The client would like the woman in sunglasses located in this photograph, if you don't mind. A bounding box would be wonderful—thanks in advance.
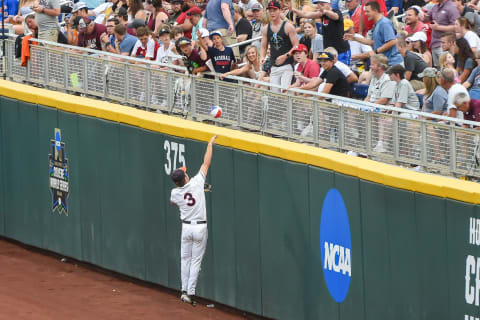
[407,32,432,67]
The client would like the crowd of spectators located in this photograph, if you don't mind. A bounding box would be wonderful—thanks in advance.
[4,0,480,131]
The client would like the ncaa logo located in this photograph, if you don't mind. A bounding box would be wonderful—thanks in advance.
[320,188,352,303]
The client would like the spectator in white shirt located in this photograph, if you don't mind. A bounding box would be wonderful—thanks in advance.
[456,17,480,52]
[344,18,373,70]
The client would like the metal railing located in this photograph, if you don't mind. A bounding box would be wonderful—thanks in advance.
[3,37,480,180]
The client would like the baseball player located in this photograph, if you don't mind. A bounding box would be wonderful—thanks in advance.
[170,135,217,305]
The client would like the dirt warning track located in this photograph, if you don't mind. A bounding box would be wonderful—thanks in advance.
[0,238,248,320]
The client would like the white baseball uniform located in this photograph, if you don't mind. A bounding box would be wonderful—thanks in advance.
[170,171,208,296]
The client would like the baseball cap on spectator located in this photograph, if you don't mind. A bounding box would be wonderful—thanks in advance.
[407,32,427,43]
[209,31,222,39]
[312,0,330,3]
[317,52,334,60]
[292,44,308,53]
[171,0,183,4]
[78,16,93,32]
[128,18,146,29]
[267,1,281,9]
[176,37,192,46]
[171,166,187,183]
[72,2,87,13]
[198,28,209,38]
[158,27,170,35]
[186,7,202,16]
[344,18,354,31]
[251,3,263,10]
[417,67,438,78]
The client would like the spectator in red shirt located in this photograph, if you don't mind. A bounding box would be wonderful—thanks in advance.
[404,6,427,35]
[176,0,199,39]
[77,16,107,51]
[346,0,362,33]
[176,37,208,74]
[289,44,321,89]
[454,92,480,127]
[131,26,160,60]
[359,0,387,36]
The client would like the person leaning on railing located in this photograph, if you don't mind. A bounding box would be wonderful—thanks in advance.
[220,45,262,80]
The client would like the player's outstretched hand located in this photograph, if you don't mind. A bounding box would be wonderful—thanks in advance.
[209,135,217,145]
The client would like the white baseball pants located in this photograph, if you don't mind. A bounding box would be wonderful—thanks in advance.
[181,223,208,296]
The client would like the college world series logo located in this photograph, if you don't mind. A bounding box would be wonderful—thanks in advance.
[48,128,69,215]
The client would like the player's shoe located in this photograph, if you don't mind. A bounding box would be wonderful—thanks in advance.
[181,292,191,304]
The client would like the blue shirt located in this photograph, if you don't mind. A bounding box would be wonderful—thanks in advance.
[1,0,19,20]
[207,45,235,73]
[119,33,138,54]
[372,17,403,66]
[385,0,403,14]
[204,0,234,31]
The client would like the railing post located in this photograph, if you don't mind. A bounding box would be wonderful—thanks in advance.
[420,120,427,167]
[237,84,243,128]
[366,110,372,153]
[82,54,88,94]
[167,70,173,113]
[63,51,68,92]
[313,101,319,145]
[213,75,219,107]
[44,47,49,87]
[190,75,197,119]
[392,114,399,162]
[338,104,345,151]
[123,63,129,103]
[287,95,293,140]
[450,124,457,175]
[145,67,151,109]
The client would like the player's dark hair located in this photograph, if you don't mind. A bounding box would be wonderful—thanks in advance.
[365,1,381,12]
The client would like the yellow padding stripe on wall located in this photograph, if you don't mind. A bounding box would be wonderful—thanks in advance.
[2,79,480,203]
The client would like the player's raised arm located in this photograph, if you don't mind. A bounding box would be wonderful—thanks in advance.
[200,135,217,177]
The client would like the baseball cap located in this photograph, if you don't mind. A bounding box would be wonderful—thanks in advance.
[171,166,187,184]
[176,36,192,46]
[385,64,405,75]
[417,67,438,78]
[317,52,334,60]
[72,1,87,13]
[158,27,170,35]
[344,18,354,31]
[78,16,93,32]
[251,3,263,10]
[198,28,209,38]
[407,31,427,43]
[267,0,281,9]
[209,31,222,39]
[312,0,330,3]
[186,6,202,16]
[291,43,308,53]
[171,0,183,4]
[128,18,146,29]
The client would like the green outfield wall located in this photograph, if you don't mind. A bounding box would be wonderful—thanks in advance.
[2,80,480,319]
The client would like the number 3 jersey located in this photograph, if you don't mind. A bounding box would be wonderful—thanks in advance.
[170,171,207,222]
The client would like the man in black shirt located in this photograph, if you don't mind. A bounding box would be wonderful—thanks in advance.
[396,35,427,90]
[317,52,350,98]
[291,0,350,65]
[260,0,298,92]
